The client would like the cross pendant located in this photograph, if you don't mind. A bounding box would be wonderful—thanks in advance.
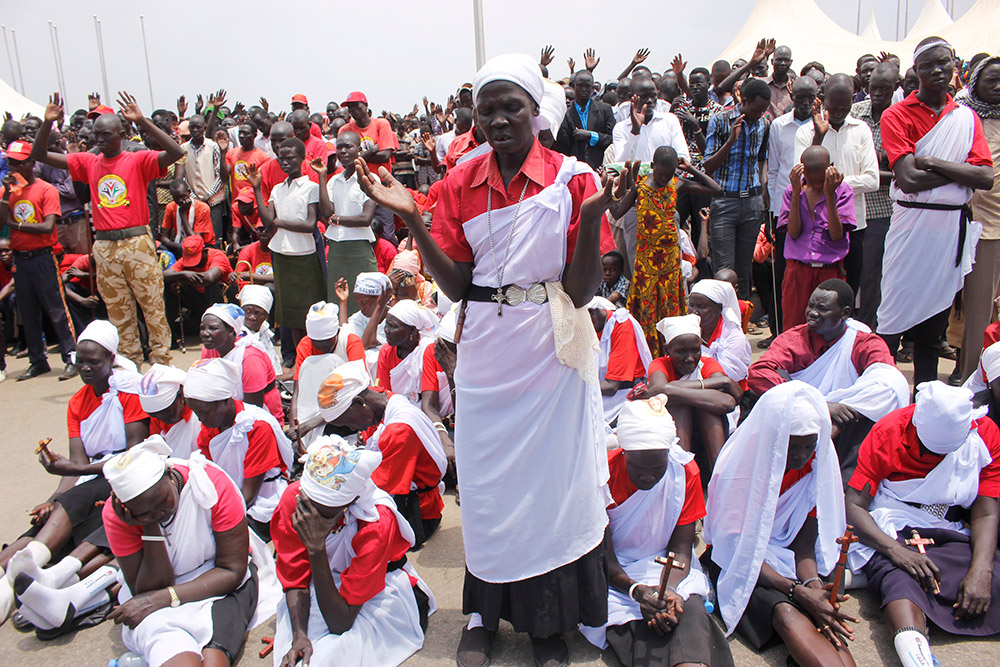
[492,288,505,316]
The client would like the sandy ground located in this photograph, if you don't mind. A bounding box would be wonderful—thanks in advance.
[1,334,997,666]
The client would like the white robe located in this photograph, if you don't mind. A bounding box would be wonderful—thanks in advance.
[388,337,434,405]
[158,410,202,460]
[702,319,752,431]
[366,393,447,495]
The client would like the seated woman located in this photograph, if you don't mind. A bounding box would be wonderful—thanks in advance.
[646,314,741,473]
[185,358,294,541]
[100,436,268,667]
[588,296,652,424]
[238,284,283,376]
[272,435,435,667]
[581,396,733,667]
[0,320,148,622]
[301,361,446,549]
[200,303,285,424]
[705,381,857,667]
[295,300,365,381]
[139,364,201,460]
[344,271,392,379]
[421,307,459,467]
[375,299,439,404]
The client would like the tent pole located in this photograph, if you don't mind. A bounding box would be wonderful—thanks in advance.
[856,0,861,35]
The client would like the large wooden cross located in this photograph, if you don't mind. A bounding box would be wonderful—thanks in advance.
[905,529,939,594]
[647,552,687,627]
[829,525,858,605]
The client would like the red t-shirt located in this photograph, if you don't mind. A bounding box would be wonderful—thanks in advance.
[7,179,61,251]
[161,200,216,246]
[420,343,445,393]
[67,384,148,438]
[781,454,818,518]
[443,130,482,171]
[984,322,1000,352]
[880,93,993,169]
[102,463,245,558]
[849,405,1000,498]
[149,405,194,437]
[231,200,261,231]
[293,332,364,380]
[370,419,444,520]
[260,158,288,205]
[226,147,270,196]
[200,347,283,424]
[603,314,646,382]
[375,344,404,391]
[373,237,398,274]
[605,448,705,527]
[234,242,273,289]
[431,139,615,265]
[648,355,725,382]
[272,481,412,603]
[0,261,14,289]
[166,248,232,293]
[197,400,285,477]
[339,117,399,176]
[67,151,164,231]
[302,136,330,183]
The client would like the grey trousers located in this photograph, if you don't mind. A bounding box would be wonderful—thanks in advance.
[709,195,763,300]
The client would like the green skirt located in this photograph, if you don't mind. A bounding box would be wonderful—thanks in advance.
[272,251,326,328]
[326,239,377,317]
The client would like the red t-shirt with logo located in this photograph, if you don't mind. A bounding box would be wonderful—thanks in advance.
[67,151,164,231]
[161,200,217,246]
[226,147,270,196]
[6,179,61,251]
[234,242,273,289]
[339,117,399,175]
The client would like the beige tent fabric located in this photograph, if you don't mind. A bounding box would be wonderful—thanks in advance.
[905,0,956,42]
[0,78,45,119]
[860,11,882,42]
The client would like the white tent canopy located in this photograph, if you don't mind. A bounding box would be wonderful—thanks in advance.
[860,11,882,42]
[905,0,955,42]
[938,0,1000,56]
[0,77,45,120]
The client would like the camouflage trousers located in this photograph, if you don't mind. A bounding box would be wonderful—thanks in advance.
[92,233,172,366]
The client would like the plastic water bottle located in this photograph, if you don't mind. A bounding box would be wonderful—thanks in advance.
[703,582,716,614]
[108,652,147,667]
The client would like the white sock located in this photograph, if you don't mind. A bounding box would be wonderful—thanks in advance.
[13,565,117,629]
[6,551,81,588]
[0,575,13,624]
[893,629,935,667]
[467,612,484,630]
[17,588,110,631]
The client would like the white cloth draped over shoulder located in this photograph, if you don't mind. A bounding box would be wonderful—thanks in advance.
[119,453,281,667]
[77,369,143,485]
[580,446,710,649]
[160,410,202,460]
[366,394,447,493]
[848,422,992,571]
[789,319,909,422]
[455,154,610,583]
[598,308,653,423]
[878,104,982,335]
[295,353,345,449]
[272,489,436,667]
[242,323,283,375]
[388,338,435,405]
[705,381,845,635]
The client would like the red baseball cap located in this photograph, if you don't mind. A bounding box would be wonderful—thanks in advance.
[234,188,256,204]
[341,92,367,106]
[291,94,309,106]
[87,105,115,119]
[174,235,205,268]
[5,140,32,160]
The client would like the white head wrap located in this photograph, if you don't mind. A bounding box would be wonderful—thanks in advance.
[317,360,371,422]
[388,299,438,332]
[588,296,617,312]
[184,358,241,402]
[981,342,1000,384]
[790,393,827,435]
[353,272,392,296]
[473,53,545,108]
[655,314,702,346]
[306,301,340,340]
[78,319,119,355]
[139,364,187,414]
[913,38,954,62]
[203,303,245,334]
[536,78,568,135]
[913,381,985,455]
[103,435,173,503]
[691,279,741,328]
[238,285,274,313]
[616,394,678,450]
[299,435,383,508]
[437,307,459,344]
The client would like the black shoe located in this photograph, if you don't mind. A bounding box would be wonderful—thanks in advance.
[757,334,776,350]
[457,626,496,667]
[14,347,30,359]
[530,634,568,667]
[16,362,51,381]
[947,366,964,387]
[58,363,79,381]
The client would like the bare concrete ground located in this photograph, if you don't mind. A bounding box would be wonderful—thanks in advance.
[1,338,997,666]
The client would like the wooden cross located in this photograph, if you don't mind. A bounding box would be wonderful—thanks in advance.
[905,529,939,594]
[34,437,54,462]
[259,636,275,658]
[829,525,858,605]
[647,552,686,627]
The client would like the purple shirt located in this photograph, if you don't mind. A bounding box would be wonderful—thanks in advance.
[777,182,856,265]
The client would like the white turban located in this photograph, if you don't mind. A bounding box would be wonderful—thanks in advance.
[306,301,340,340]
[655,314,702,346]
[203,303,245,333]
[139,364,187,414]
[981,342,1000,384]
[691,279,741,328]
[103,435,172,503]
[437,307,459,344]
[473,53,545,107]
[354,272,392,296]
[238,285,274,313]
[184,358,241,402]
[616,395,678,450]
[317,360,371,422]
[588,296,616,312]
[388,299,438,332]
[78,320,119,355]
[536,78,568,135]
[913,381,984,455]
[913,38,954,61]
[299,435,383,508]
[790,394,827,436]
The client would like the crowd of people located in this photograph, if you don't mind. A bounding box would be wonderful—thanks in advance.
[0,32,999,667]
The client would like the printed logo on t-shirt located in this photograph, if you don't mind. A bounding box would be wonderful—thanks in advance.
[233,160,250,179]
[97,174,129,208]
[254,262,273,276]
[12,200,37,225]
[359,137,379,154]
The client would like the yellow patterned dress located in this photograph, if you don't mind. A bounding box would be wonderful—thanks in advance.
[628,176,686,355]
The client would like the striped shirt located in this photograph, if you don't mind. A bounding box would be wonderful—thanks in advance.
[705,106,769,193]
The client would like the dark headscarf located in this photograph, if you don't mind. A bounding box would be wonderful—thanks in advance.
[956,56,1000,120]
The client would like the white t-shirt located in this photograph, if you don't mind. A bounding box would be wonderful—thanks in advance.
[268,175,319,256]
[324,171,375,243]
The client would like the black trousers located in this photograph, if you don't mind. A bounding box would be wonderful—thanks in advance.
[844,228,865,297]
[857,217,890,330]
[13,250,76,365]
[881,305,952,389]
[165,282,223,344]
[675,189,712,248]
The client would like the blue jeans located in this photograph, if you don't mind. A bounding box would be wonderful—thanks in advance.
[708,195,763,300]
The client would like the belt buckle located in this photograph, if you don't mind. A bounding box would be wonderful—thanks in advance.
[526,283,546,305]
[504,284,526,306]
[739,190,750,198]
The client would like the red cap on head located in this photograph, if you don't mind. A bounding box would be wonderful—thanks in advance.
[235,188,255,204]
[86,105,115,119]
[5,140,32,160]
[341,92,367,106]
[181,235,205,257]
[291,94,309,106]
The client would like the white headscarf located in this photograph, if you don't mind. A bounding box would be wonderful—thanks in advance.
[306,301,340,340]
[616,394,678,450]
[537,78,568,135]
[238,285,274,313]
[299,435,383,510]
[76,319,137,372]
[655,314,702,346]
[436,307,459,344]
[587,296,617,312]
[913,381,986,455]
[139,364,187,414]
[103,435,172,503]
[184,358,241,402]
[981,342,1000,384]
[473,53,545,108]
[203,303,245,334]
[317,360,371,422]
[691,279,741,329]
[353,272,392,296]
[388,299,438,333]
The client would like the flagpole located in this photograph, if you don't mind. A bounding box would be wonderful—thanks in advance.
[472,0,486,70]
[11,28,25,95]
[1,26,14,89]
[48,22,66,104]
[93,16,110,103]
[53,24,68,103]
[139,15,155,107]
